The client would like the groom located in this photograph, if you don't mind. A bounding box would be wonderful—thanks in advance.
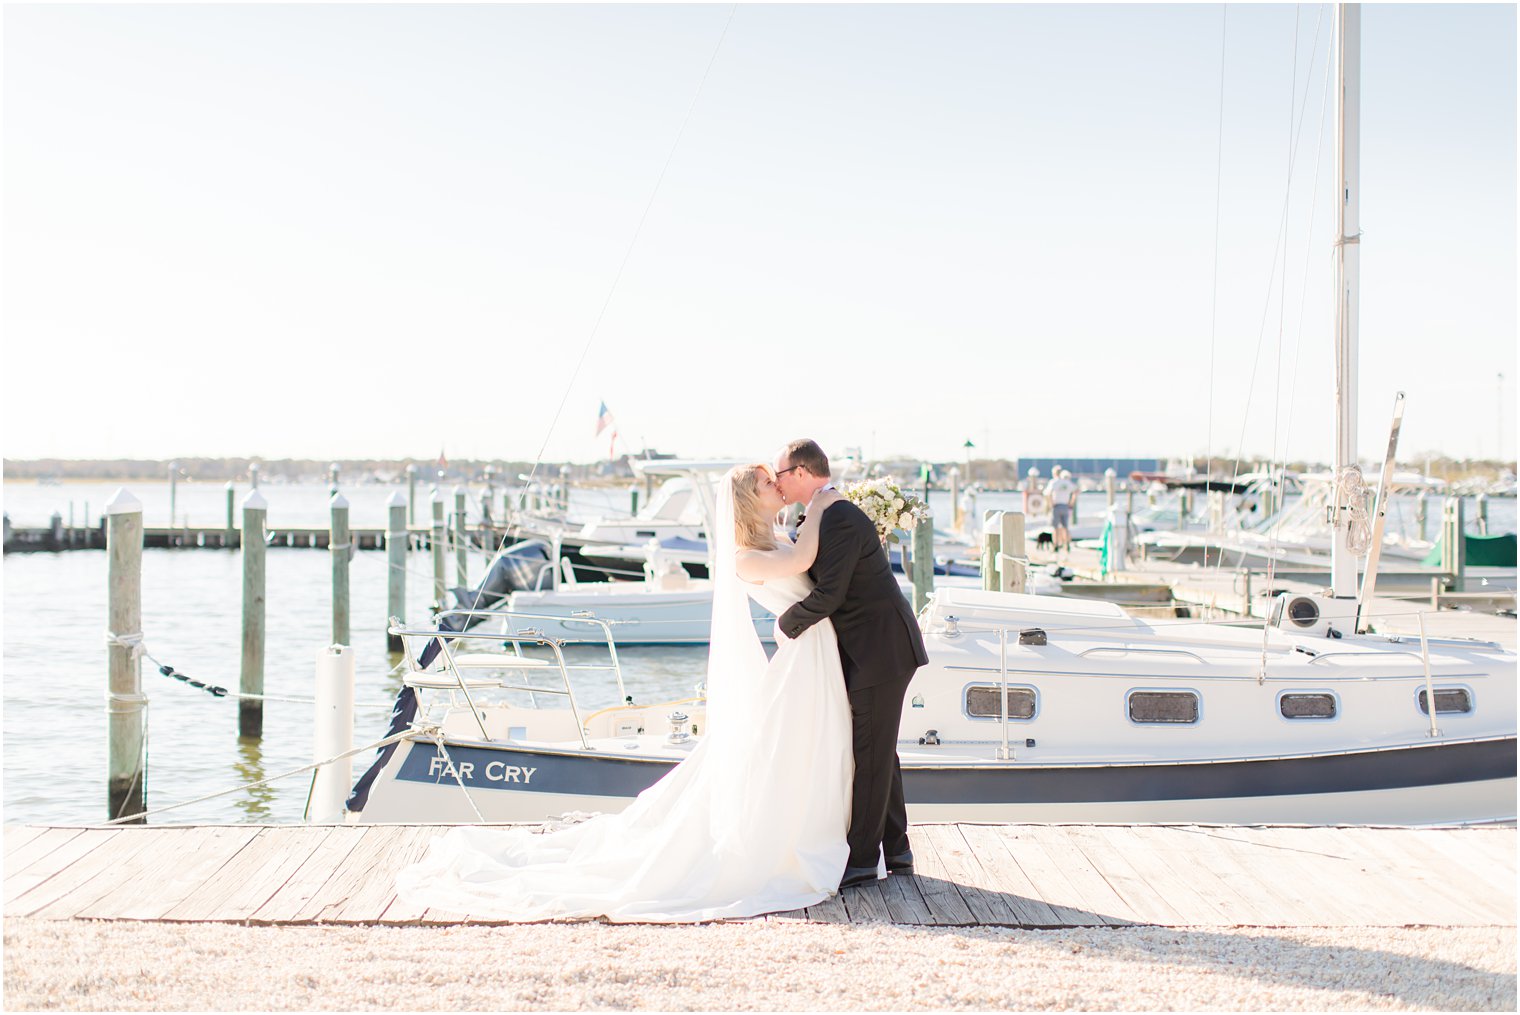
[773,439,929,890]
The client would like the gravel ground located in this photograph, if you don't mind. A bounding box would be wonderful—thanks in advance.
[3,919,1514,1011]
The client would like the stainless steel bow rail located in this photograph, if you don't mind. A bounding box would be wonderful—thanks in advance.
[390,608,640,750]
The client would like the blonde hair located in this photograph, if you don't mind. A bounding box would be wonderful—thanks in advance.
[730,464,777,551]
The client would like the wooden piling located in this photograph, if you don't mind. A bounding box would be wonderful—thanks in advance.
[1476,493,1489,536]
[224,482,236,549]
[1105,468,1116,509]
[386,491,407,653]
[981,510,1002,593]
[998,510,1027,593]
[106,489,146,823]
[948,468,961,532]
[249,463,260,490]
[1441,496,1466,591]
[1416,489,1428,543]
[910,512,934,612]
[330,493,350,647]
[328,462,340,497]
[454,486,468,588]
[630,486,640,516]
[431,491,446,607]
[239,490,267,739]
[168,461,179,528]
[406,464,419,525]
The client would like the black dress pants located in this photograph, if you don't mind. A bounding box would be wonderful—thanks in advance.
[844,677,912,870]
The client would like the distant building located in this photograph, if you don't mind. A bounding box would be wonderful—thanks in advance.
[1015,457,1161,480]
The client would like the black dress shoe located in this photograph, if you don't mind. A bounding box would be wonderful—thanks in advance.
[886,850,915,875]
[839,866,879,890]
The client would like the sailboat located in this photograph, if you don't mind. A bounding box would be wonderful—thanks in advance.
[349,5,1514,826]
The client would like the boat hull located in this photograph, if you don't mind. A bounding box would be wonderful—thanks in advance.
[355,735,1517,826]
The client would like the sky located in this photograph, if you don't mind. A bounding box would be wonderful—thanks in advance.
[3,2,1515,468]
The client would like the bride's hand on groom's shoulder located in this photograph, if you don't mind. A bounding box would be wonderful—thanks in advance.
[809,488,842,511]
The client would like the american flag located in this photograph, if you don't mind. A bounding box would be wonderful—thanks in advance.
[595,402,619,459]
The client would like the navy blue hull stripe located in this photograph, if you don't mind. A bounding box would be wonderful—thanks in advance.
[394,738,1516,803]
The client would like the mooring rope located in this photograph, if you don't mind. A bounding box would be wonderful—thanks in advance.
[107,634,393,708]
[102,728,416,826]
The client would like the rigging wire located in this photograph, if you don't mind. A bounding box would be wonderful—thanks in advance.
[1270,6,1339,576]
[1204,3,1229,512]
[515,3,739,511]
[1213,4,1329,580]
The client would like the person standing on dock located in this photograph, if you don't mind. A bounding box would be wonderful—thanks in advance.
[1046,467,1078,555]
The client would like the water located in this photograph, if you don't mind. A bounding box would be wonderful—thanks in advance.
[3,480,1513,826]
[1,481,713,826]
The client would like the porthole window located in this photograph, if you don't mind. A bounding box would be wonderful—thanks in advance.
[1128,690,1199,724]
[965,686,1036,720]
[1417,688,1473,715]
[1280,693,1337,719]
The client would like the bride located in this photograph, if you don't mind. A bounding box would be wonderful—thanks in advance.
[394,463,855,922]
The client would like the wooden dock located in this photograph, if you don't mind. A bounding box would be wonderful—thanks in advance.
[5,823,1512,928]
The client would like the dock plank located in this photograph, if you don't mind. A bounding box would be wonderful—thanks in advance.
[1332,827,1512,925]
[839,880,893,924]
[300,825,420,922]
[1321,827,1483,925]
[996,825,1121,926]
[324,825,446,923]
[77,826,252,920]
[918,823,1023,925]
[4,828,91,898]
[23,828,177,920]
[1021,825,1141,925]
[1222,826,1375,925]
[1058,824,1190,925]
[250,825,369,922]
[875,869,933,926]
[1450,827,1519,870]
[803,890,851,925]
[4,828,121,911]
[955,824,1065,926]
[1174,825,1354,925]
[164,825,334,922]
[905,824,976,925]
[4,825,54,860]
[1102,826,1239,924]
[376,825,454,924]
[5,822,1513,929]
[1124,826,1276,929]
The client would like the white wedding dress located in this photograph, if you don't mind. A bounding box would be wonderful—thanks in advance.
[394,480,853,923]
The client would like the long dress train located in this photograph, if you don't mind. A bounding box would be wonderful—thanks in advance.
[393,571,852,922]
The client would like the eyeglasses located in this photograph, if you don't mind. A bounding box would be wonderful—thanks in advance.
[775,465,802,477]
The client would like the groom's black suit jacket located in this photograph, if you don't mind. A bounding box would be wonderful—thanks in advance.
[777,500,929,690]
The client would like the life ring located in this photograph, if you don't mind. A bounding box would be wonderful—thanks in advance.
[1025,491,1050,516]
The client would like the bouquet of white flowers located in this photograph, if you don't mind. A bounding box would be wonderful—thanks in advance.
[841,477,930,545]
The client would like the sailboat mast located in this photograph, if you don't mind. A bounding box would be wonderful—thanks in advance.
[1331,2,1361,598]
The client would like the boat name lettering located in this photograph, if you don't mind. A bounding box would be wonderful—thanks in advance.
[427,755,536,784]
